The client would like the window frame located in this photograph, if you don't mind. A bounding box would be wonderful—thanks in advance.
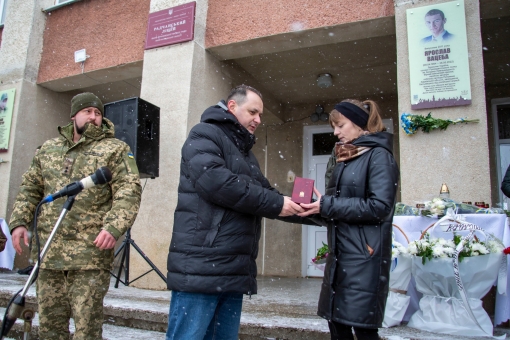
[0,0,6,26]
[43,0,83,14]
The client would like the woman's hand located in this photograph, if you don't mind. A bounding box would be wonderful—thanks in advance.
[298,187,322,217]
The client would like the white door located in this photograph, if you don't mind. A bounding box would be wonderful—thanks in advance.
[492,98,510,209]
[302,125,336,277]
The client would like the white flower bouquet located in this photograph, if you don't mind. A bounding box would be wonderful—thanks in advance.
[421,197,456,217]
[407,212,507,338]
[407,232,503,264]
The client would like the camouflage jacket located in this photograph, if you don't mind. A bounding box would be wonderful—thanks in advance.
[9,118,142,270]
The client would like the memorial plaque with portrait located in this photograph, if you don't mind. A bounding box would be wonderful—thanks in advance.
[0,88,15,152]
[406,0,471,110]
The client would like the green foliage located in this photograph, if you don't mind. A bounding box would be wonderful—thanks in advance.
[453,233,472,264]
[312,242,330,263]
[400,112,479,135]
[316,242,329,259]
[412,113,452,133]
[419,233,435,265]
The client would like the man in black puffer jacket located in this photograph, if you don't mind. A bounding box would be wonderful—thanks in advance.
[165,85,305,340]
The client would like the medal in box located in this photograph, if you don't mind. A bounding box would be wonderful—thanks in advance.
[291,177,314,204]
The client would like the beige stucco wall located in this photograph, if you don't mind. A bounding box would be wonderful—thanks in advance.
[395,0,490,204]
[0,0,71,268]
[256,121,304,276]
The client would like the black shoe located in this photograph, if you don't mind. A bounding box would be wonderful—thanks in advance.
[17,266,34,275]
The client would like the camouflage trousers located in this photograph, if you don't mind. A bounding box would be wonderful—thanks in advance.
[36,268,110,340]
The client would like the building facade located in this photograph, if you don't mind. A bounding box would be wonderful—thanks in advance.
[0,0,508,290]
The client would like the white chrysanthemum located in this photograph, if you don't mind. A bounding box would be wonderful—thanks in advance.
[446,240,456,248]
[443,246,455,256]
[392,247,399,259]
[487,240,504,253]
[408,242,418,255]
[437,238,448,246]
[427,237,438,245]
[432,245,445,257]
[396,244,408,254]
[481,246,489,254]
[471,243,489,255]
[420,241,430,248]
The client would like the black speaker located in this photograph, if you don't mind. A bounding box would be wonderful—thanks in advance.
[104,97,160,179]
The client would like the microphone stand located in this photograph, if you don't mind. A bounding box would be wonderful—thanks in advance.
[0,195,76,340]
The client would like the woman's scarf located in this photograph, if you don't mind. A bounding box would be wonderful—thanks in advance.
[335,142,371,163]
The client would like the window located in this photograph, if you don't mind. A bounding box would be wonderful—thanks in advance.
[312,132,337,156]
[0,0,7,26]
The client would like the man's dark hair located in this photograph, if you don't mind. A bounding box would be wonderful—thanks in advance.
[425,9,445,20]
[227,85,262,106]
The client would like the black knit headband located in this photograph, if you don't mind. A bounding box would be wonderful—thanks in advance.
[334,102,369,128]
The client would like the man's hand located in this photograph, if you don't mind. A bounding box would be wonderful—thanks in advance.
[94,230,116,250]
[11,226,29,255]
[298,187,322,217]
[279,196,306,217]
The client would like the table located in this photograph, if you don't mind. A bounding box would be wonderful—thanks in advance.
[392,214,510,326]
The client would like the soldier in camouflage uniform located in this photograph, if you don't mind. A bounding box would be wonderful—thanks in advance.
[9,92,142,340]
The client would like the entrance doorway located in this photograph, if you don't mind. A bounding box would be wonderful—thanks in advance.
[492,98,510,208]
[302,125,336,277]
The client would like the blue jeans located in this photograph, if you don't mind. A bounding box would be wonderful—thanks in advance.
[166,291,243,340]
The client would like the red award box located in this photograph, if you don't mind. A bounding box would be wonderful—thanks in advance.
[291,177,315,204]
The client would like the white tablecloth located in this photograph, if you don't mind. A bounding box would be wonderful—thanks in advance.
[392,214,510,326]
[0,218,15,270]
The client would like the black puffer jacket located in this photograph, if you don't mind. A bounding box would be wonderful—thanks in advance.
[318,132,399,328]
[166,101,284,295]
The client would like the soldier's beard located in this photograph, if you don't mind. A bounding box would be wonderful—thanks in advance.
[75,122,88,136]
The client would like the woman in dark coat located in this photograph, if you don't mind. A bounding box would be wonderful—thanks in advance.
[299,99,399,340]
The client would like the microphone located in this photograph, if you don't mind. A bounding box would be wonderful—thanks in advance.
[42,167,112,203]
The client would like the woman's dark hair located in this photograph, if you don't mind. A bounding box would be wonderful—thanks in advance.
[329,99,386,133]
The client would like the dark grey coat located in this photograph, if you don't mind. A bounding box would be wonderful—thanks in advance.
[318,132,399,328]
[166,101,284,295]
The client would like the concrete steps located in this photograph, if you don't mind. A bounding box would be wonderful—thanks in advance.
[1,272,510,340]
